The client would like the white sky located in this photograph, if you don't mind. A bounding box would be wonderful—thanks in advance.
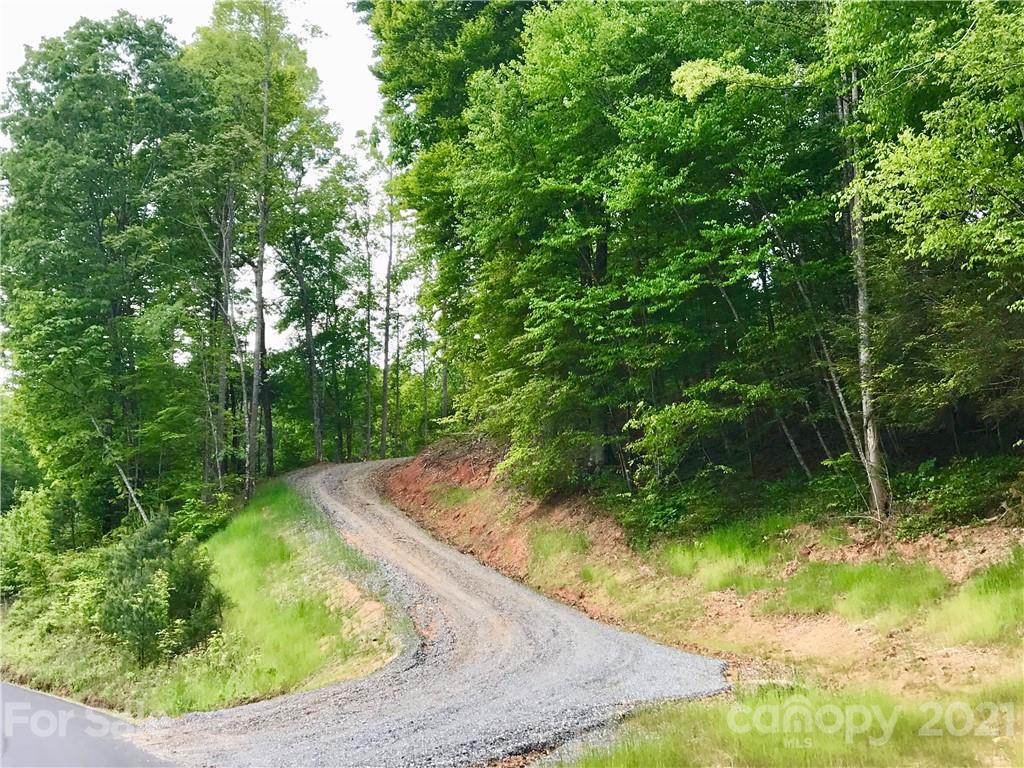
[0,0,382,154]
[0,0,387,356]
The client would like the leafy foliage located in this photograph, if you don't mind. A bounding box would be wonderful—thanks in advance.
[98,516,226,663]
[362,0,1024,531]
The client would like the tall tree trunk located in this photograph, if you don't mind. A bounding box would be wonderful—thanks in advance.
[364,239,373,460]
[331,358,344,462]
[201,324,223,493]
[295,253,324,462]
[228,382,238,473]
[763,201,866,467]
[379,188,394,458]
[246,22,272,499]
[214,184,250,477]
[393,311,401,455]
[421,332,429,444]
[217,185,236,481]
[440,358,449,419]
[261,335,274,477]
[216,191,232,481]
[840,67,890,516]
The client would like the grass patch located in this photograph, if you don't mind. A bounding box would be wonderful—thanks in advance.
[428,483,476,508]
[925,547,1024,645]
[660,516,791,595]
[531,526,589,562]
[1,480,394,715]
[765,560,949,630]
[565,682,1023,768]
[529,526,589,589]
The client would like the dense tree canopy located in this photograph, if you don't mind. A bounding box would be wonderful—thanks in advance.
[361,0,1024,514]
[3,0,1022,563]
[1,2,437,560]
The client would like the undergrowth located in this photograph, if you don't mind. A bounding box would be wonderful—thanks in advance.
[1,481,393,715]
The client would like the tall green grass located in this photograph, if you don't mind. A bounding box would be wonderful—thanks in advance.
[147,480,388,713]
[566,682,1023,768]
[660,516,791,594]
[926,547,1024,645]
[529,526,590,589]
[765,560,949,630]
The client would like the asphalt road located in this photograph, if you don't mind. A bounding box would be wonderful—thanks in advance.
[0,682,163,767]
[133,460,728,767]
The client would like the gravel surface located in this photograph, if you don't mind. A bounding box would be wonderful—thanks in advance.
[135,461,728,767]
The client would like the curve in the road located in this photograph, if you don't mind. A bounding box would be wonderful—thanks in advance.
[135,460,728,767]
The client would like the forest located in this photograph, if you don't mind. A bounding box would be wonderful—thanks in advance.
[358,0,1023,528]
[0,0,1022,764]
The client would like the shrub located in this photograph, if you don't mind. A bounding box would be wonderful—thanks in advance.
[0,488,53,598]
[98,515,226,664]
[616,479,738,545]
[893,456,1024,537]
[172,493,233,541]
[999,472,1024,525]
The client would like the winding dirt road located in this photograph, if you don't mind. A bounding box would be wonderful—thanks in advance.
[136,461,727,767]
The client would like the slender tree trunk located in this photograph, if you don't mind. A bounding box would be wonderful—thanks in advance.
[777,412,813,480]
[295,257,324,462]
[393,312,401,455]
[364,239,373,460]
[804,399,834,461]
[767,196,867,467]
[246,22,272,499]
[201,328,223,492]
[331,358,343,462]
[811,340,861,461]
[261,335,274,477]
[379,189,394,458]
[840,67,890,515]
[440,358,449,419]
[89,416,148,525]
[217,187,235,479]
[214,185,250,477]
[421,325,429,444]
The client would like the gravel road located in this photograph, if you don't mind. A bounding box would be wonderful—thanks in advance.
[135,460,727,767]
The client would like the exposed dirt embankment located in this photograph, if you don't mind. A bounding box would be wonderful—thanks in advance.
[380,441,1023,698]
[382,438,628,590]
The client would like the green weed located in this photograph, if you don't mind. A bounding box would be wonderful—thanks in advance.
[925,547,1024,644]
[428,483,476,508]
[565,683,1023,768]
[529,526,589,589]
[765,560,949,630]
[660,517,790,595]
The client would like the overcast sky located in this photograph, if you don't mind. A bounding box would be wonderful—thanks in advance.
[1,0,382,153]
[0,0,386,357]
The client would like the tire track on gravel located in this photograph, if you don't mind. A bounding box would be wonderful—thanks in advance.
[135,460,728,767]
